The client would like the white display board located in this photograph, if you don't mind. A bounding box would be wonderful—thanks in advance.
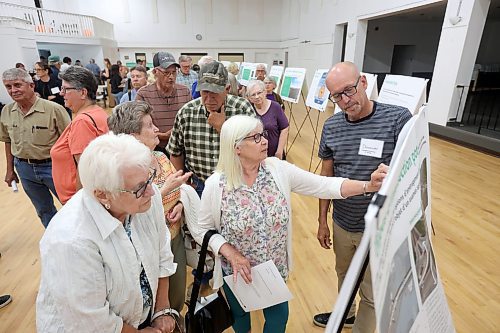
[326,109,454,333]
[305,69,330,111]
[377,75,427,115]
[366,108,455,333]
[269,65,284,93]
[361,72,379,101]
[237,62,256,86]
[279,67,307,103]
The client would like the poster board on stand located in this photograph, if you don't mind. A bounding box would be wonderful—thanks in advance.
[325,109,455,333]
[238,62,256,86]
[377,75,427,114]
[366,108,455,333]
[280,67,307,103]
[269,66,284,93]
[305,69,330,111]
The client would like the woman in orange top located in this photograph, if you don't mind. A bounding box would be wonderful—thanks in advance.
[107,101,192,313]
[50,66,109,204]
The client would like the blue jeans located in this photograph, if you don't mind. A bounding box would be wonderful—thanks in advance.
[223,280,289,333]
[190,173,205,198]
[14,158,58,228]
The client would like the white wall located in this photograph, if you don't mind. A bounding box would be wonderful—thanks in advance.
[363,20,443,74]
[0,25,39,104]
[36,43,105,68]
[39,0,284,47]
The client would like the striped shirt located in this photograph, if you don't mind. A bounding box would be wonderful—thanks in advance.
[136,83,191,148]
[318,102,412,232]
[167,95,255,181]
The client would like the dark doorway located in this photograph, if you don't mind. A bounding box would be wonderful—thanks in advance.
[390,45,416,75]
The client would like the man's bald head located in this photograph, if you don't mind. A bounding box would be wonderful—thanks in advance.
[325,61,372,121]
[326,62,360,92]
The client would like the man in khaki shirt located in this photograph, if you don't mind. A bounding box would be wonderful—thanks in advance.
[1,68,70,228]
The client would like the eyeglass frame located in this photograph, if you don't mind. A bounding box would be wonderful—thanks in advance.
[60,86,80,93]
[118,168,157,199]
[328,75,362,103]
[240,130,269,144]
[155,67,177,77]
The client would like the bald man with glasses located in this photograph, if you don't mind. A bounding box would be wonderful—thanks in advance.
[312,61,412,332]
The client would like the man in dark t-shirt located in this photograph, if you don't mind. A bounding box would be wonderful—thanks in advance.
[313,62,412,332]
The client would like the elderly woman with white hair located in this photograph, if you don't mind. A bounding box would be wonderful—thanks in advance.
[189,115,388,333]
[246,79,289,159]
[108,101,193,314]
[37,133,179,333]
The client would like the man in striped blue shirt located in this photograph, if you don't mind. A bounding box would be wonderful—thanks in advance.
[313,62,412,332]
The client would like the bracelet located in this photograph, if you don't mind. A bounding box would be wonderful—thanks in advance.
[151,308,179,322]
[363,181,370,197]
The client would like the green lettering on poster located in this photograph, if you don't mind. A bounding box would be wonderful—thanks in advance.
[243,68,251,80]
[281,76,292,97]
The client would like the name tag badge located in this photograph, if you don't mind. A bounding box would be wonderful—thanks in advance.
[358,138,384,158]
[51,87,60,94]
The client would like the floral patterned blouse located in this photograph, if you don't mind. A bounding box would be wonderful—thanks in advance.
[152,151,182,239]
[220,165,290,280]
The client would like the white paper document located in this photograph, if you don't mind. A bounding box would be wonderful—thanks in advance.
[223,260,293,312]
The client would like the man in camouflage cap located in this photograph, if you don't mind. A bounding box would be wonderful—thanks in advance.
[168,61,255,197]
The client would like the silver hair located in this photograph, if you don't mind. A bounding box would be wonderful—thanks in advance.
[255,64,266,72]
[60,66,98,101]
[198,56,215,66]
[108,101,153,135]
[79,133,152,196]
[2,68,33,83]
[264,76,277,86]
[178,55,193,63]
[217,115,263,190]
[246,80,265,97]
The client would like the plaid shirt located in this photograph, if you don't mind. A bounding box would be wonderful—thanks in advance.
[167,95,255,181]
[176,70,198,92]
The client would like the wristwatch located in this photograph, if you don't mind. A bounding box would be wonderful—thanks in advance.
[151,308,179,322]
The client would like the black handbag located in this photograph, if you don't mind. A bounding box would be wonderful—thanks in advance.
[185,230,234,333]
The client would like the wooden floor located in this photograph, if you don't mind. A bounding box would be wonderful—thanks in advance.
[0,104,499,332]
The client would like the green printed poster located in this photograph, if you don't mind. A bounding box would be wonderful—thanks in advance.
[242,68,251,80]
[281,76,292,97]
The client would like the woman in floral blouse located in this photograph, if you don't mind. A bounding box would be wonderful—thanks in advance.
[190,115,388,333]
[108,101,192,314]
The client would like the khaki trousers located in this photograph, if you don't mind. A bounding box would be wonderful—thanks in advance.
[333,223,376,333]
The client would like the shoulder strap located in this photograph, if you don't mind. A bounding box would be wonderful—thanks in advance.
[82,112,99,131]
[187,229,218,316]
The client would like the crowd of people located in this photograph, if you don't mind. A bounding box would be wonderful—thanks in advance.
[1,53,411,333]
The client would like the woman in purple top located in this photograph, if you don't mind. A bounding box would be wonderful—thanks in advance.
[264,76,285,110]
[247,80,289,159]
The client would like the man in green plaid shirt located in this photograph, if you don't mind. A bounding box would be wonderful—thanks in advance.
[168,61,255,197]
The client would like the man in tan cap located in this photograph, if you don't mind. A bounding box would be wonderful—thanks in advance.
[136,51,191,151]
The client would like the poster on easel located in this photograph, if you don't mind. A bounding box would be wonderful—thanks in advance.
[305,69,330,111]
[377,75,427,115]
[365,108,455,333]
[269,65,284,93]
[237,62,256,86]
[361,72,379,101]
[280,67,307,103]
